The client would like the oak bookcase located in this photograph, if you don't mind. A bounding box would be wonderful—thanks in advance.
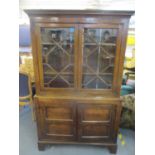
[25,10,134,153]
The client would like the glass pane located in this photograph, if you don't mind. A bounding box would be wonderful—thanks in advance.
[82,28,117,89]
[40,27,75,88]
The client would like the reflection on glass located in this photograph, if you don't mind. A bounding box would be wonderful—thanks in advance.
[82,28,117,89]
[40,28,75,88]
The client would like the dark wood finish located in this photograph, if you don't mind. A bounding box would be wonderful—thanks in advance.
[25,9,134,154]
[108,145,117,154]
[36,99,77,141]
[77,104,116,142]
[38,143,45,151]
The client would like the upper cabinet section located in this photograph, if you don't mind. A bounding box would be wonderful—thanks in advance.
[25,10,134,94]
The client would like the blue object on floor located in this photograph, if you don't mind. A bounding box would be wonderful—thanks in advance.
[121,85,134,96]
[19,110,135,155]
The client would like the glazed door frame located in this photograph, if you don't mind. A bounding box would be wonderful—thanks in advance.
[35,23,79,92]
[78,23,123,94]
[34,22,123,95]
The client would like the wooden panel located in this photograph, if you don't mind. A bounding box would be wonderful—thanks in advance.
[82,124,109,137]
[31,16,127,25]
[78,103,116,142]
[83,107,111,122]
[47,123,73,135]
[45,107,72,120]
[37,101,77,141]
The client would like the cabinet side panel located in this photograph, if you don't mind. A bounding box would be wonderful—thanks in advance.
[34,97,46,140]
[30,19,41,93]
[116,20,130,95]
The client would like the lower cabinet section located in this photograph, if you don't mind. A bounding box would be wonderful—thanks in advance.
[35,98,121,153]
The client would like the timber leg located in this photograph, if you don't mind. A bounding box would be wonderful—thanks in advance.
[38,143,45,151]
[108,145,117,154]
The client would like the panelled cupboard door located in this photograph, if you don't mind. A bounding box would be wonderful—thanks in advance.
[35,23,79,90]
[78,24,122,93]
[37,102,77,141]
[77,104,116,142]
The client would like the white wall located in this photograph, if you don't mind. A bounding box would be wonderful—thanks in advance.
[19,0,134,10]
[19,0,135,25]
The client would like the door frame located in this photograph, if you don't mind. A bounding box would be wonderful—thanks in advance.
[34,23,79,92]
[78,23,123,95]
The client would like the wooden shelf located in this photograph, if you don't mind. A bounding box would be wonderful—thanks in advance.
[42,42,73,45]
[44,72,73,75]
[84,43,116,46]
[83,73,113,75]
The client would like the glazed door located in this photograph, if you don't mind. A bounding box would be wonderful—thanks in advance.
[36,24,78,90]
[78,24,122,92]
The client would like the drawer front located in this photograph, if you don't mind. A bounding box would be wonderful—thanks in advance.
[78,104,116,142]
[37,102,76,141]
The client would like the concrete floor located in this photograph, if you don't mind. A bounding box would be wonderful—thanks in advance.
[19,109,135,155]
